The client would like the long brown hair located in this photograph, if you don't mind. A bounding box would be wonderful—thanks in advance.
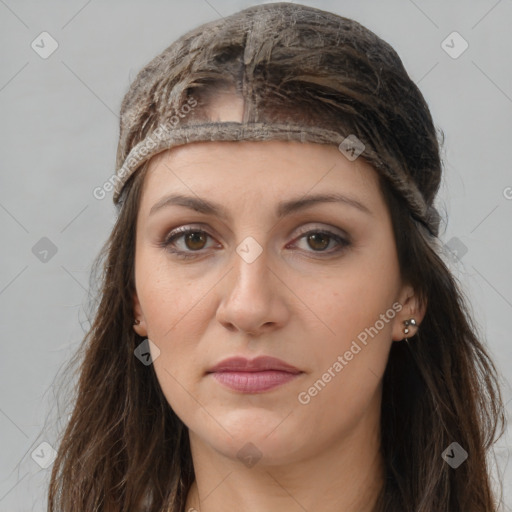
[48,3,506,511]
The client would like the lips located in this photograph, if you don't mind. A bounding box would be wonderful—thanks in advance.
[206,356,303,393]
[207,356,302,374]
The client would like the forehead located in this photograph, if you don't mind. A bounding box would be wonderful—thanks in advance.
[138,139,384,216]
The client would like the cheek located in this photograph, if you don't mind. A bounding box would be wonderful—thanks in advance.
[294,294,395,444]
[136,248,207,336]
[293,242,399,409]
[134,250,217,411]
[299,240,400,343]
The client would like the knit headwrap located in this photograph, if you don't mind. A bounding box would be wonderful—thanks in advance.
[113,2,443,243]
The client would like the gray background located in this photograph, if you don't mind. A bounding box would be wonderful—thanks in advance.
[1,0,511,510]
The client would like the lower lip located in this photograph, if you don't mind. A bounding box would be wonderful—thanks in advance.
[210,371,301,393]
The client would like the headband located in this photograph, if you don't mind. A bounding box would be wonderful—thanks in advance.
[112,121,442,241]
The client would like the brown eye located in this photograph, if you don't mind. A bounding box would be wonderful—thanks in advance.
[183,231,208,251]
[306,233,331,251]
[290,228,351,256]
[162,227,217,259]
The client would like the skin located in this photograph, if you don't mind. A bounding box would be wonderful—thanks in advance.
[132,95,425,512]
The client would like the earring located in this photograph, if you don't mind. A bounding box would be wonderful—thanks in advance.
[403,318,417,343]
[133,319,140,326]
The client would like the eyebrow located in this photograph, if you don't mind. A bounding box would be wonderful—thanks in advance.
[149,192,373,219]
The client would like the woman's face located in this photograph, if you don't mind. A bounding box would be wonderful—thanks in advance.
[132,138,422,466]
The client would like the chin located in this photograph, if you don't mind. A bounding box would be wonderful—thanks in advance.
[194,412,308,466]
[215,435,303,468]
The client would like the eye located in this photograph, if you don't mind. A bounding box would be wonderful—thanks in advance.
[161,225,351,260]
[289,228,351,255]
[162,226,218,259]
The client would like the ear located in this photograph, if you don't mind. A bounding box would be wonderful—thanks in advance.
[391,283,427,342]
[133,291,148,337]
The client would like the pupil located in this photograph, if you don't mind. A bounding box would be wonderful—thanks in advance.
[308,233,329,251]
[186,232,206,250]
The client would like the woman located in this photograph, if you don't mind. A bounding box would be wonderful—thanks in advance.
[48,2,506,511]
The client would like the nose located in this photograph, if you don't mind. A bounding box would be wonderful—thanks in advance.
[215,244,290,337]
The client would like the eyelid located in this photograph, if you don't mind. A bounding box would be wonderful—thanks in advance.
[163,222,348,244]
[292,223,349,240]
[161,222,351,258]
[286,226,350,254]
[163,224,220,250]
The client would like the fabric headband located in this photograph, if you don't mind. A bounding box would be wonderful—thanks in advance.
[113,121,442,243]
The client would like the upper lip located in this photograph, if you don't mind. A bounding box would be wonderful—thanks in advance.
[207,356,302,374]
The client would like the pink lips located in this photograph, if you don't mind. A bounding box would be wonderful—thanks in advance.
[206,356,303,393]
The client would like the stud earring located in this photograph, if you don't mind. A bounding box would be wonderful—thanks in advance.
[403,318,417,343]
[134,319,141,326]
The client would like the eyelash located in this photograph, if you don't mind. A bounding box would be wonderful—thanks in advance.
[160,225,351,260]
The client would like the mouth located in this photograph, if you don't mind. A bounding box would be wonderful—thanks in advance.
[206,356,303,393]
